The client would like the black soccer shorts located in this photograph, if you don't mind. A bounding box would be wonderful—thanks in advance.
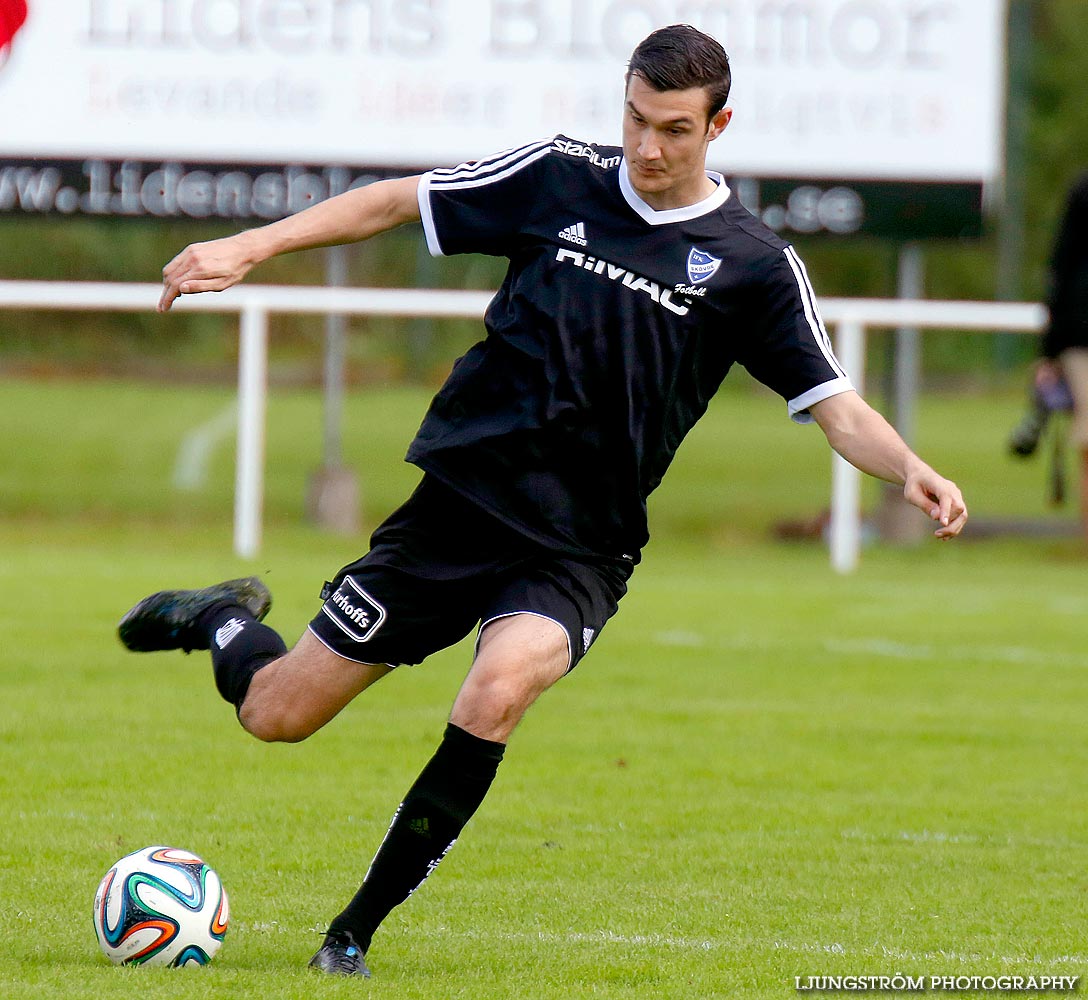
[307,475,632,670]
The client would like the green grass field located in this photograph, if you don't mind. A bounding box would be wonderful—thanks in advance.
[1,374,1086,999]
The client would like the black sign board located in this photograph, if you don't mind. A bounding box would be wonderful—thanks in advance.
[0,156,983,240]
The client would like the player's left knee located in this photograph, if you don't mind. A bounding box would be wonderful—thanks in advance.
[452,635,569,741]
[237,695,316,744]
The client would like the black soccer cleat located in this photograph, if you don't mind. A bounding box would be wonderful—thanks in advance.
[308,930,371,978]
[117,577,272,653]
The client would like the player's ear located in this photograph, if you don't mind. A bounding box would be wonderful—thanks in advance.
[706,107,732,142]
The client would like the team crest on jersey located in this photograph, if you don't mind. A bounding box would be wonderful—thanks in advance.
[321,575,387,643]
[686,247,721,285]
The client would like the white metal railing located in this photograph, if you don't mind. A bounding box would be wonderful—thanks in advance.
[0,280,1047,569]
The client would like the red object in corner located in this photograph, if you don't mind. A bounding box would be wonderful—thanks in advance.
[0,0,28,50]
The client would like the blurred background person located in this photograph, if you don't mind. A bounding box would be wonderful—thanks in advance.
[1037,171,1088,543]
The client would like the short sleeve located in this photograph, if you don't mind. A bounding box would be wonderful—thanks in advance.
[418,138,556,258]
[738,245,853,423]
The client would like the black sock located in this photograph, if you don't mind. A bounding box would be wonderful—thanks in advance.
[327,722,506,953]
[198,604,287,708]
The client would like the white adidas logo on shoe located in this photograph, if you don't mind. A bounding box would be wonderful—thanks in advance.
[558,221,588,246]
[214,617,246,650]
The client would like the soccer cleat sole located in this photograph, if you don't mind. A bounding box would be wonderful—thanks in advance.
[117,577,272,653]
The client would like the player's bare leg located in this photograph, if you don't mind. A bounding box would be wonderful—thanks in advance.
[450,612,570,741]
[311,613,570,976]
[1079,447,1088,545]
[239,630,391,743]
[118,577,391,743]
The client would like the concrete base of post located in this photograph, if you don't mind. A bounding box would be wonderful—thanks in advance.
[306,466,361,535]
[873,482,930,544]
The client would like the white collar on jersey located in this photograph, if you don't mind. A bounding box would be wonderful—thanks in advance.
[618,159,731,225]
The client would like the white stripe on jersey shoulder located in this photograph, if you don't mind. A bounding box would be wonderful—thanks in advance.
[426,138,554,189]
[781,245,849,381]
[618,159,731,225]
[418,138,555,255]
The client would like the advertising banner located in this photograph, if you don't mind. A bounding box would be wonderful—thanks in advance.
[0,0,1006,236]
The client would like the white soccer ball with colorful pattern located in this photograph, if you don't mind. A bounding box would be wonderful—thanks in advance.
[92,846,229,967]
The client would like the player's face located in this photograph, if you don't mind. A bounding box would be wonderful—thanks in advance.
[622,74,732,211]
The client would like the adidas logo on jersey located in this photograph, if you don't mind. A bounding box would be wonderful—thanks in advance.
[558,221,588,246]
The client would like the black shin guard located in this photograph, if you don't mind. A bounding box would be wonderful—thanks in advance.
[327,722,506,953]
[200,605,287,708]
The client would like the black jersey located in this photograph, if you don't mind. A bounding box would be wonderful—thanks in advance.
[1042,172,1088,358]
[410,135,853,563]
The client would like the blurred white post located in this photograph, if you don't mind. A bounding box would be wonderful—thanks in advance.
[829,317,866,573]
[234,303,269,559]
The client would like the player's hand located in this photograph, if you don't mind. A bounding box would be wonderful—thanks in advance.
[158,234,259,312]
[1035,358,1063,390]
[903,465,968,540]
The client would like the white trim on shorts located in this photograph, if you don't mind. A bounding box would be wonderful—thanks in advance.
[475,612,573,673]
[306,623,396,669]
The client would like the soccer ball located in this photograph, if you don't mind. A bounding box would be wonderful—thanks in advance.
[92,845,229,967]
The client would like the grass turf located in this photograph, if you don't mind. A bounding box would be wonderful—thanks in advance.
[1,374,1085,998]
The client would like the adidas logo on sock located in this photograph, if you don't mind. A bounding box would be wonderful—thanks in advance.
[558,221,587,246]
[214,617,246,649]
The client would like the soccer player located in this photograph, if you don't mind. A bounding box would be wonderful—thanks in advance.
[120,25,967,977]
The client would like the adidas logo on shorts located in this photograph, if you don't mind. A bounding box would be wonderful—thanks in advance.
[558,221,588,246]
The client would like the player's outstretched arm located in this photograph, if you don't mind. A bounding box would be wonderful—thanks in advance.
[158,175,423,312]
[809,390,968,539]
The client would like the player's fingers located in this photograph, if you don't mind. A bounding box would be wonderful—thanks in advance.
[157,284,179,312]
[161,246,194,284]
[937,491,953,525]
[903,479,939,519]
[159,248,239,311]
[904,476,966,539]
[158,248,196,312]
[173,277,231,297]
[934,508,968,539]
[932,497,968,538]
[163,243,231,285]
[159,270,204,312]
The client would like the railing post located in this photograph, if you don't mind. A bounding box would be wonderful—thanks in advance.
[234,303,268,559]
[829,317,866,573]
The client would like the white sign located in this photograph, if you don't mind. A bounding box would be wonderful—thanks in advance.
[0,0,1006,182]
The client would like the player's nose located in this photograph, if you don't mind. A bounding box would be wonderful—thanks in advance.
[638,130,662,160]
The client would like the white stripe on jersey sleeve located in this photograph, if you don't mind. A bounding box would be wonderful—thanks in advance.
[782,245,849,380]
[419,138,555,256]
[788,376,854,424]
[416,173,445,256]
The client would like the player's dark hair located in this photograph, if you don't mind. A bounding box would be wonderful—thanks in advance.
[626,24,731,121]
